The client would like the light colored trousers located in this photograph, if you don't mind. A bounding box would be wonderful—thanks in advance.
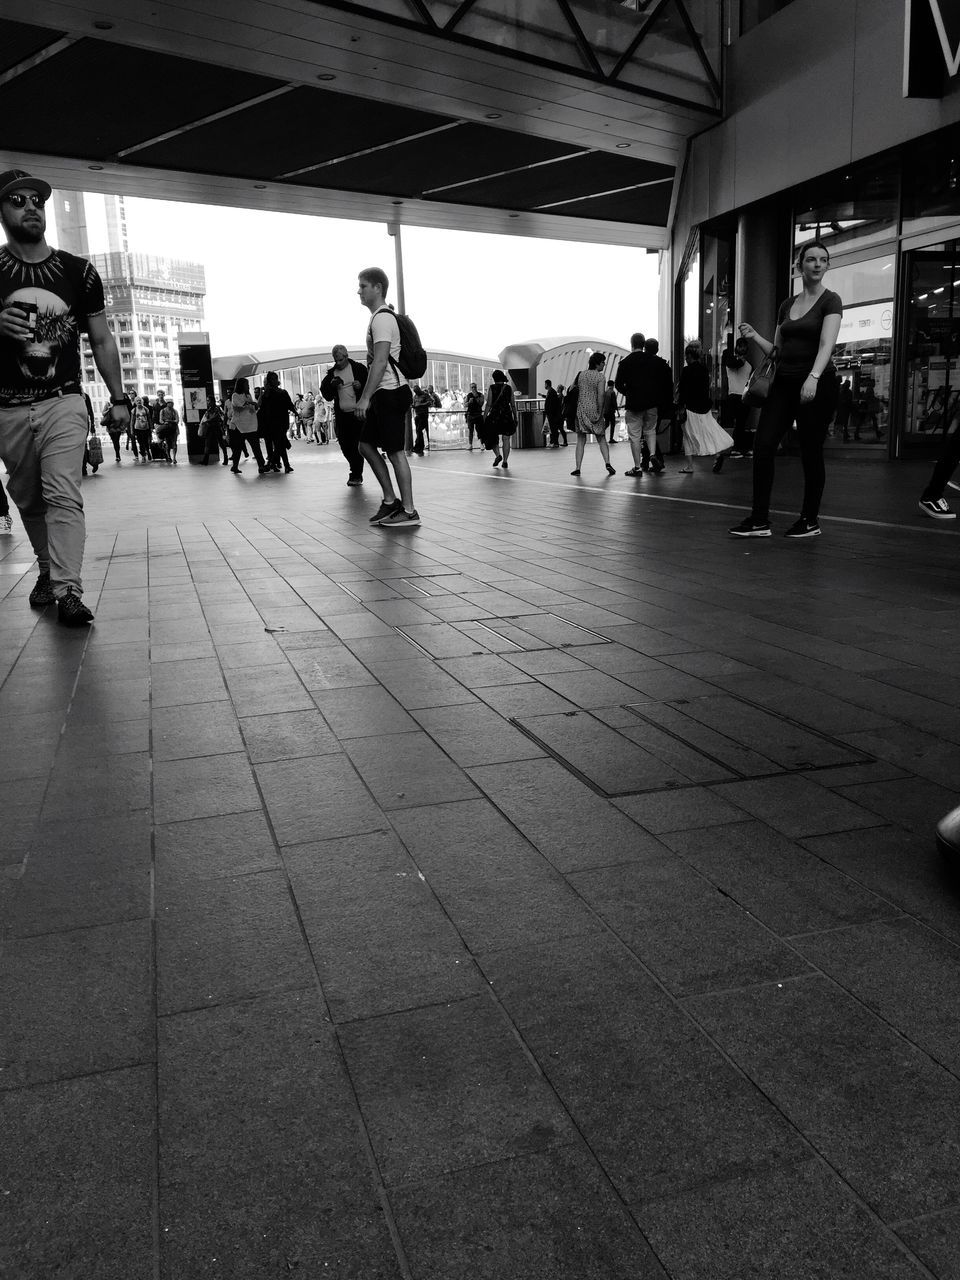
[625,407,660,463]
[0,393,87,597]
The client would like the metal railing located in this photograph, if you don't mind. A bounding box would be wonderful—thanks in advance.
[417,400,548,449]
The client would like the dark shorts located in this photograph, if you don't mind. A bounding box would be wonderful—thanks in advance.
[361,385,412,455]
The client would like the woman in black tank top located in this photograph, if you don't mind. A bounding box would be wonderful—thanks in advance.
[729,239,843,540]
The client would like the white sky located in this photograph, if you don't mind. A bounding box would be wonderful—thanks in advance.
[50,195,660,361]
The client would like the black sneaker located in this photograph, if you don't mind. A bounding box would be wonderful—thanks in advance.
[729,518,772,538]
[57,590,94,626]
[379,506,421,528]
[370,498,402,524]
[918,498,956,520]
[784,518,822,538]
[29,571,55,606]
[346,476,363,487]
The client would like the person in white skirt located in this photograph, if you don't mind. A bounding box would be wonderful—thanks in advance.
[676,344,733,473]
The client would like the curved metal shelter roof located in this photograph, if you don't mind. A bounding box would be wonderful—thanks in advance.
[0,2,722,249]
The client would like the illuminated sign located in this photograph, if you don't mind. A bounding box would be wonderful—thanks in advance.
[904,0,960,97]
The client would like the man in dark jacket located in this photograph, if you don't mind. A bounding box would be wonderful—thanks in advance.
[543,379,565,447]
[258,371,296,473]
[412,385,433,456]
[615,332,673,475]
[464,382,484,450]
[321,345,368,485]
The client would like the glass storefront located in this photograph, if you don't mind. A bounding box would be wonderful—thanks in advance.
[902,241,960,450]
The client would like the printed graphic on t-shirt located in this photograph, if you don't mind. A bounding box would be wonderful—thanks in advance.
[0,248,105,404]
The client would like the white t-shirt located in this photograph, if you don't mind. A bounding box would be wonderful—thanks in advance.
[366,308,402,392]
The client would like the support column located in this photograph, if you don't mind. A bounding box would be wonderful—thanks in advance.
[735,204,783,337]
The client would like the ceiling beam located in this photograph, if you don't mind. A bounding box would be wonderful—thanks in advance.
[115,86,297,159]
[0,35,78,90]
[0,147,667,250]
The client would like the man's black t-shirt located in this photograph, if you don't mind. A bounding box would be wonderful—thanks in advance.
[0,247,105,404]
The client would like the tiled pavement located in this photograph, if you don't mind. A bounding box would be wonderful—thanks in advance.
[2,440,960,1278]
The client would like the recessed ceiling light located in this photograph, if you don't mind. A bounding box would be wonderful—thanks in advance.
[93,20,114,29]
[508,213,520,219]
[254,184,267,190]
[485,112,502,120]
[89,164,104,171]
[616,143,630,149]
[391,200,403,206]
[317,73,336,81]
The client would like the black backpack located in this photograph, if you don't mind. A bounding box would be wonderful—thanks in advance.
[374,307,428,380]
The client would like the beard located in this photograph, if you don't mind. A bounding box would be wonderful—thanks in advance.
[4,217,45,245]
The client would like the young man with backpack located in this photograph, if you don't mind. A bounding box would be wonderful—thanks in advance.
[355,267,423,528]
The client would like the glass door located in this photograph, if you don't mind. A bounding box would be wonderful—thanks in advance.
[902,242,960,451]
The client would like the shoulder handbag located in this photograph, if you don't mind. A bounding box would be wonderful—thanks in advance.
[743,349,778,408]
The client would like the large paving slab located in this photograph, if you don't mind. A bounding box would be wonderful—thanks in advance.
[1,447,959,1277]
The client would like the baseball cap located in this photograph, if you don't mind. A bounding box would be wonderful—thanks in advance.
[0,169,53,202]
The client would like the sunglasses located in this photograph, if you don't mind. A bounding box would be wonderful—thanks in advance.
[5,192,46,209]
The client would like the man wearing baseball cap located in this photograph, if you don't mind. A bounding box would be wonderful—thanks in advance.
[0,169,130,626]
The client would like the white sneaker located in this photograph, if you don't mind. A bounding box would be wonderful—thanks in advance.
[1,515,11,533]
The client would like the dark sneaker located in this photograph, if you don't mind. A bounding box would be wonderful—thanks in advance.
[784,518,822,538]
[57,590,94,626]
[946,479,960,493]
[918,498,956,520]
[650,460,665,475]
[624,467,641,476]
[370,498,402,524]
[346,476,363,486]
[729,518,772,538]
[29,571,55,606]
[380,507,421,528]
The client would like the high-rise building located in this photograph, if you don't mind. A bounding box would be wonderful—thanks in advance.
[51,191,206,417]
[79,252,207,420]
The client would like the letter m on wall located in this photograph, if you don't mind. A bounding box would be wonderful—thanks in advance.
[904,0,960,97]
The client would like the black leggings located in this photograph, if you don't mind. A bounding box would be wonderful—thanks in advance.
[751,371,838,523]
[230,428,266,470]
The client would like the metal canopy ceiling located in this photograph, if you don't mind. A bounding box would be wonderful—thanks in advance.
[0,1,722,248]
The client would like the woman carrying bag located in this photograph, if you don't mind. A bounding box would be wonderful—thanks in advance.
[570,351,615,478]
[228,378,268,474]
[483,369,517,469]
[730,239,842,539]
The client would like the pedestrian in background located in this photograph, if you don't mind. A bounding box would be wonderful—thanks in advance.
[617,331,672,477]
[720,336,754,459]
[464,382,484,450]
[131,397,152,463]
[321,344,368,486]
[483,369,517,469]
[101,402,124,462]
[570,352,615,477]
[229,377,267,474]
[412,384,432,455]
[259,371,295,473]
[675,344,733,475]
[157,398,180,464]
[199,400,228,466]
[542,379,564,447]
[602,379,619,443]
